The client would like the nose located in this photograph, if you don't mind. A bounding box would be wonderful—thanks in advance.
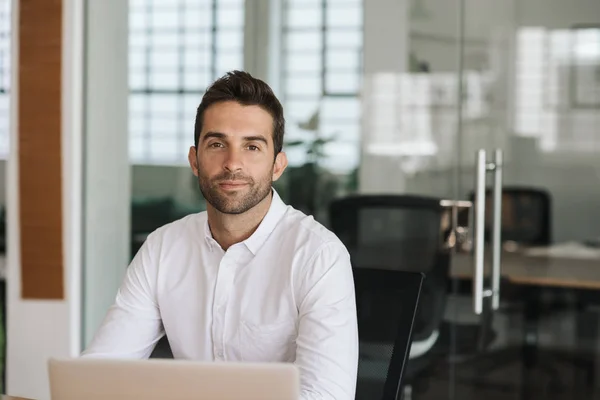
[223,147,243,173]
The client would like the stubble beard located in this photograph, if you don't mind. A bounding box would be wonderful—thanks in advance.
[198,170,273,215]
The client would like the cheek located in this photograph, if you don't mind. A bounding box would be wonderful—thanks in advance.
[256,163,276,181]
[198,151,222,168]
[239,163,263,180]
[197,157,219,179]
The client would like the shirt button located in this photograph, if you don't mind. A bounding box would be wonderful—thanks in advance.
[217,351,224,359]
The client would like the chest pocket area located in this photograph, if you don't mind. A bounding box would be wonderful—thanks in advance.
[238,317,297,362]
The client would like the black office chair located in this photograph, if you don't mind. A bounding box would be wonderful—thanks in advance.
[329,195,446,273]
[463,186,552,246]
[354,268,424,400]
[150,336,173,359]
[330,195,451,397]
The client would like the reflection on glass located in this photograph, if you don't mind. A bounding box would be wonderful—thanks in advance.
[514,26,600,152]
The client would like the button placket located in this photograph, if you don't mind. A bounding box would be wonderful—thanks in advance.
[212,250,238,361]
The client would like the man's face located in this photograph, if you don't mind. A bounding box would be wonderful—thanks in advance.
[188,101,287,215]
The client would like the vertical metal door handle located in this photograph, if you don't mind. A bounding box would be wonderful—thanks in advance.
[473,150,486,315]
[491,149,503,310]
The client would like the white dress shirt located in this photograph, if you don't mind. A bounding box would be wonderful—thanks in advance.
[82,190,359,400]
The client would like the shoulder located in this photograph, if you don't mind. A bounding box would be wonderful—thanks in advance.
[278,206,350,263]
[279,207,354,307]
[127,212,208,296]
[141,211,207,254]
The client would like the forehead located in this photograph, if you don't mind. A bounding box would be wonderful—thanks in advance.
[201,101,274,141]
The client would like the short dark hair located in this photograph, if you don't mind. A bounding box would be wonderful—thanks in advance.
[194,70,285,156]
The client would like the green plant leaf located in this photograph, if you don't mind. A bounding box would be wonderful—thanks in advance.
[285,140,305,147]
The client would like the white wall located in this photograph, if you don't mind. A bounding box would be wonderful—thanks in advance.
[6,0,84,399]
[81,0,130,349]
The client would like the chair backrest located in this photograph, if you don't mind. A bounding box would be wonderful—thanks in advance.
[329,195,449,342]
[329,195,444,273]
[353,268,424,400]
[465,186,552,245]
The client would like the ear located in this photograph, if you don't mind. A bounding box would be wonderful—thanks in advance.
[272,152,288,182]
[188,146,199,177]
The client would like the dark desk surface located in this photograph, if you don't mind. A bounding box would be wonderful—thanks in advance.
[451,250,600,289]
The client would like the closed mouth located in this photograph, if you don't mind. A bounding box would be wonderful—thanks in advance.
[218,181,249,188]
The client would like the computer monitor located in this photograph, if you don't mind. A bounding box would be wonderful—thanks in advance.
[48,358,299,400]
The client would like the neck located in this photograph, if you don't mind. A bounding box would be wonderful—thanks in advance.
[207,191,273,251]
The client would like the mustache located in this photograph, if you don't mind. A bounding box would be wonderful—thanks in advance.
[212,172,253,184]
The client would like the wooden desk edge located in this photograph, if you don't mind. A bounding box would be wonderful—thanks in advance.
[3,396,34,400]
[507,276,600,290]
[452,272,600,290]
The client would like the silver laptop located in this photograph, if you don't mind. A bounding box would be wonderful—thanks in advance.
[48,358,299,400]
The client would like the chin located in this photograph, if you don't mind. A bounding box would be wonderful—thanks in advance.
[217,203,251,215]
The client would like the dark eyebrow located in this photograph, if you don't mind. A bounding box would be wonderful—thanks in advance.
[243,135,268,145]
[201,132,268,145]
[201,131,227,142]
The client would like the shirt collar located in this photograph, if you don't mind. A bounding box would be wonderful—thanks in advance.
[203,188,288,255]
[204,215,216,250]
[243,189,288,255]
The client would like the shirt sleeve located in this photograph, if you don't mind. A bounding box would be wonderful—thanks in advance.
[295,241,359,400]
[81,235,164,359]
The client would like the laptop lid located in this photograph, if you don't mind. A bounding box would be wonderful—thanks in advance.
[48,358,299,400]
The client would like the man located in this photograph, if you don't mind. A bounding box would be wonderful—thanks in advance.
[83,70,359,399]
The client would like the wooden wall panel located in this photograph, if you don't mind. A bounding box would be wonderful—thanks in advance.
[18,0,64,299]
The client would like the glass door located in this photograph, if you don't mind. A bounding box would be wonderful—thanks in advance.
[449,0,600,398]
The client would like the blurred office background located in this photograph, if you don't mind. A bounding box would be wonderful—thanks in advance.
[0,0,599,399]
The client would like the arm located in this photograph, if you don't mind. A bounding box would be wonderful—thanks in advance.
[295,242,359,400]
[81,236,164,359]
